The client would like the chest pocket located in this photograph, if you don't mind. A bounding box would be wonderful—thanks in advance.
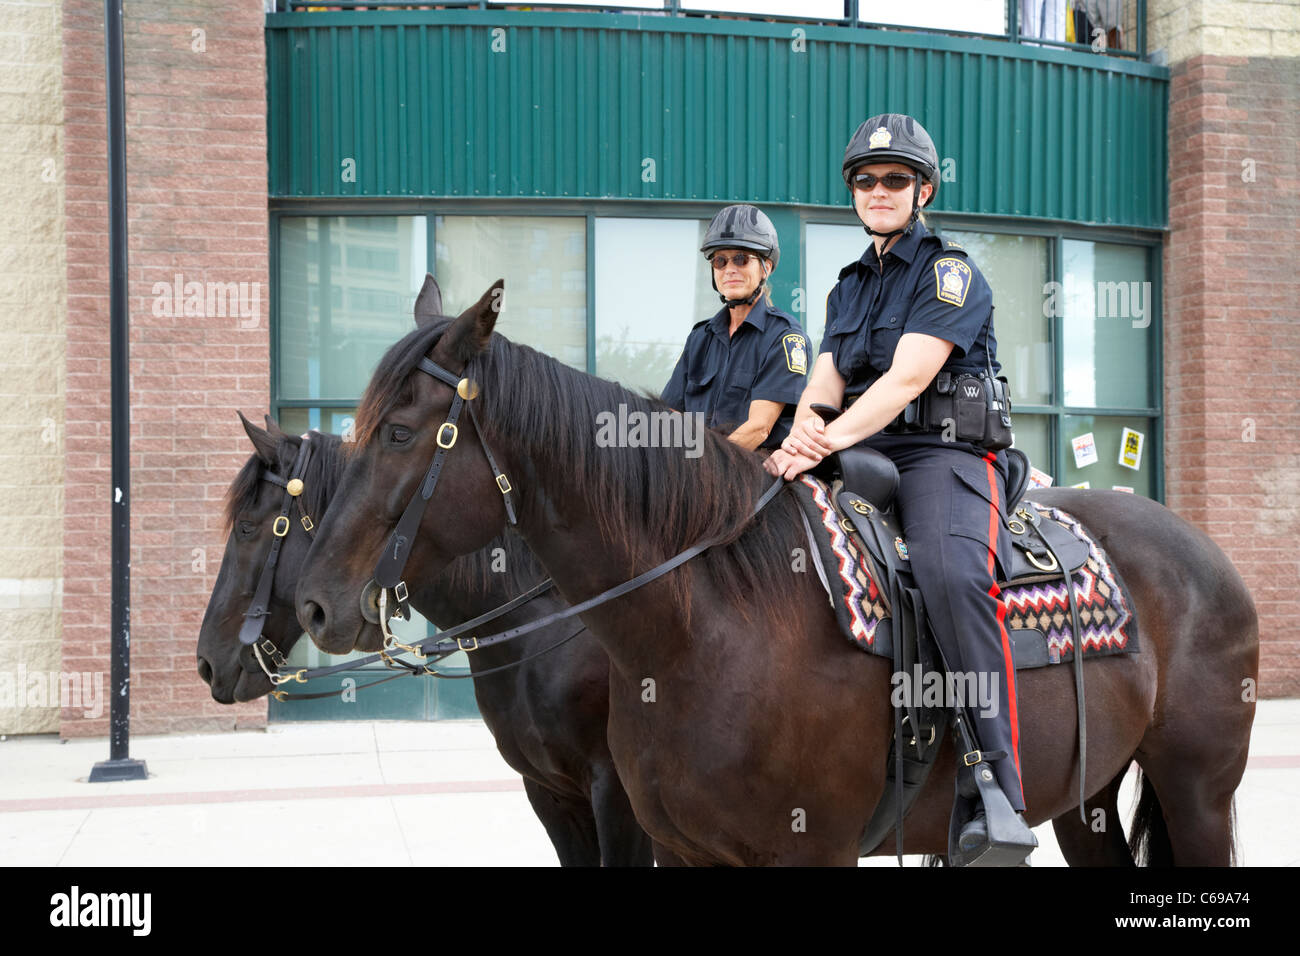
[825,310,871,383]
[683,365,718,413]
[868,310,908,375]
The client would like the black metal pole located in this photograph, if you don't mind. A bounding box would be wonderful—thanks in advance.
[90,0,147,783]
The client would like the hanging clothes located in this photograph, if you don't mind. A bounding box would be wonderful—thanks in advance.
[1019,0,1067,42]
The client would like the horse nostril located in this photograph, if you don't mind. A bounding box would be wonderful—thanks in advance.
[303,600,327,639]
[197,657,213,686]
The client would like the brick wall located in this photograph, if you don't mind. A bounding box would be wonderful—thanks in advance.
[1164,51,1300,696]
[0,0,65,735]
[60,0,270,736]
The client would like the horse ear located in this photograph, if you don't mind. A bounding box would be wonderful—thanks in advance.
[240,410,280,466]
[413,273,443,328]
[446,279,503,364]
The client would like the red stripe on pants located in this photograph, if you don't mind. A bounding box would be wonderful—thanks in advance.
[982,452,1023,800]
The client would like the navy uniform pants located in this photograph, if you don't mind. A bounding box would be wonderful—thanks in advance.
[866,432,1026,812]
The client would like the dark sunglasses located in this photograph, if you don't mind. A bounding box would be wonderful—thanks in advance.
[710,252,761,271]
[852,171,917,191]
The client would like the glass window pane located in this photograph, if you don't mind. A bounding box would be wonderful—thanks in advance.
[279,216,427,401]
[1062,241,1153,409]
[1059,414,1155,497]
[593,217,716,394]
[944,231,1052,406]
[1009,413,1051,483]
[435,216,587,371]
[805,222,869,355]
[859,0,1005,35]
[278,406,357,440]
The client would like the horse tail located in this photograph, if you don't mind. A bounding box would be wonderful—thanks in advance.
[1229,796,1240,867]
[1127,769,1174,866]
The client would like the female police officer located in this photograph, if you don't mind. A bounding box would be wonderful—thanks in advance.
[763,114,1035,864]
[661,205,808,451]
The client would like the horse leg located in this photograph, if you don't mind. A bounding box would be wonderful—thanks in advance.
[590,763,654,867]
[522,777,602,867]
[1050,763,1135,866]
[1133,746,1243,866]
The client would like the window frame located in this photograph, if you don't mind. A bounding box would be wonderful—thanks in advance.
[270,201,1164,502]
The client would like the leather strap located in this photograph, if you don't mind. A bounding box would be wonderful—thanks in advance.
[1034,524,1088,822]
[239,438,315,647]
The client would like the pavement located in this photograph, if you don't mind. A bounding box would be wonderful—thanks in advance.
[2,699,1298,867]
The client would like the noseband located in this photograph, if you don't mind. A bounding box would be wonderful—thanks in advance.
[238,436,318,681]
[371,356,518,624]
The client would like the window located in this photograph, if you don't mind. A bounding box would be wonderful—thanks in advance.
[435,216,587,371]
[593,217,717,396]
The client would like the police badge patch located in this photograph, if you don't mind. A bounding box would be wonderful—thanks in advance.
[868,126,892,149]
[783,333,808,374]
[934,257,972,307]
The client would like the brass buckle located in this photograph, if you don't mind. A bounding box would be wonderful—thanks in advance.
[1025,549,1059,572]
[850,498,873,515]
[1007,518,1026,535]
[496,474,512,495]
[964,750,982,766]
[272,516,290,537]
[300,514,314,533]
[457,637,479,652]
[437,422,458,449]
[1016,506,1035,523]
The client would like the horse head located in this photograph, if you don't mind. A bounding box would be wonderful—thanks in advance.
[295,277,508,654]
[197,413,342,702]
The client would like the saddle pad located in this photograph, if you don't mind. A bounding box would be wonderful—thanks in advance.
[1004,502,1139,663]
[792,477,1139,665]
[794,476,889,650]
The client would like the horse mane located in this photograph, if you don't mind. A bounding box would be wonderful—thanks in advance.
[353,320,802,624]
[223,430,347,534]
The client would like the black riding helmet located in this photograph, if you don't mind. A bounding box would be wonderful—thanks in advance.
[841,113,940,241]
[701,204,780,307]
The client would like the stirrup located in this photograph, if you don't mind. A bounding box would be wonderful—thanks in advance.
[947,716,1037,867]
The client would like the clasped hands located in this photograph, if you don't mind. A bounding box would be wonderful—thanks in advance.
[764,416,842,481]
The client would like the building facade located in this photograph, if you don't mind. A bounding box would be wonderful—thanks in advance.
[0,0,1295,736]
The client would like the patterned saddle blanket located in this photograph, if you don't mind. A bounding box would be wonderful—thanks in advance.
[791,475,1139,669]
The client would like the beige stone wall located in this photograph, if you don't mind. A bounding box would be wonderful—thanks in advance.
[1148,0,1300,63]
[0,0,65,734]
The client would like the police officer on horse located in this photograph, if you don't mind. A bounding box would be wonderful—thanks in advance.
[661,205,808,451]
[765,113,1037,864]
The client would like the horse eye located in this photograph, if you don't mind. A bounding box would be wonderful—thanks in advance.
[388,425,412,445]
[237,520,256,537]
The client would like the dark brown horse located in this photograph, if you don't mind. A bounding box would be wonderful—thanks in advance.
[197,416,652,866]
[295,283,1258,866]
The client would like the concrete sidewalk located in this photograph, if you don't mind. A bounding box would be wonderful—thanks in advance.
[3,699,1298,866]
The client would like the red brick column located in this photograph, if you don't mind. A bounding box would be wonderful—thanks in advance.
[1164,54,1300,697]
[62,0,270,735]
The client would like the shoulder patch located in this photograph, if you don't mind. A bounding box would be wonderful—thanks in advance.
[934,257,972,307]
[944,238,965,251]
[782,332,808,375]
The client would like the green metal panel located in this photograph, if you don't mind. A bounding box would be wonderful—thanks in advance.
[267,11,1166,228]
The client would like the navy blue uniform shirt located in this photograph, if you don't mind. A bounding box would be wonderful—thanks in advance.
[661,297,808,449]
[819,221,1000,399]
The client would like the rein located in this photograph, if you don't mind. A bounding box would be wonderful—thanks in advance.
[266,348,786,699]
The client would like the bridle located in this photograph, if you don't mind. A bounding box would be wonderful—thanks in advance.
[237,435,318,683]
[370,356,518,631]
